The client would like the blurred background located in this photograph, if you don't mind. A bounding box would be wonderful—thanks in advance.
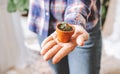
[0,0,120,74]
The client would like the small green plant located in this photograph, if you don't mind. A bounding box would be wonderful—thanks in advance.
[58,22,73,31]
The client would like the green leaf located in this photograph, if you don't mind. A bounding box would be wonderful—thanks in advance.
[102,6,106,19]
[16,0,29,11]
[59,22,73,31]
[7,0,17,12]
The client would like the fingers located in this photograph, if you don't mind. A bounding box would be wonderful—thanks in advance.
[41,32,57,48]
[52,44,75,64]
[41,35,53,48]
[40,25,90,64]
[41,40,57,55]
[43,45,62,61]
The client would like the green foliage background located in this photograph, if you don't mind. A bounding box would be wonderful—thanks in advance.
[7,0,29,12]
[101,0,110,25]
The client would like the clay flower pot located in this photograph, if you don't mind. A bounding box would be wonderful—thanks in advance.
[56,22,75,43]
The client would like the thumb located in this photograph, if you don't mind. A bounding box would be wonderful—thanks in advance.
[76,33,89,46]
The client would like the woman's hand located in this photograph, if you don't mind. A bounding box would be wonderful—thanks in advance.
[40,25,89,64]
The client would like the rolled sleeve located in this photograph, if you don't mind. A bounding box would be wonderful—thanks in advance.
[64,0,95,29]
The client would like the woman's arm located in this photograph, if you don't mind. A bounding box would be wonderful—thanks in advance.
[64,0,96,28]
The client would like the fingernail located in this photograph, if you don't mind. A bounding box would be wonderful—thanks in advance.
[40,50,45,55]
[80,42,84,46]
[44,56,49,61]
[52,58,59,64]
[79,41,84,46]
[52,60,57,64]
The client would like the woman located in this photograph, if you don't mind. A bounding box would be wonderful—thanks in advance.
[28,0,102,74]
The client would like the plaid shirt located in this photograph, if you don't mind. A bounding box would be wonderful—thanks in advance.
[28,0,100,38]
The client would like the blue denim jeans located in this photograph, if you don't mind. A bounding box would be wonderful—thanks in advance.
[38,23,102,74]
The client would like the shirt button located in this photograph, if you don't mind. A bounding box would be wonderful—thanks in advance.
[45,12,49,16]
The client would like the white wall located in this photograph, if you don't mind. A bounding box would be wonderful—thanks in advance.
[103,0,120,59]
[0,0,29,73]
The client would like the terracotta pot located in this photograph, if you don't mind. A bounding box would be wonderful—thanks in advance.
[56,22,75,43]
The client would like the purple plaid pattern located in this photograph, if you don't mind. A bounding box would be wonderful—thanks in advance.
[28,0,100,37]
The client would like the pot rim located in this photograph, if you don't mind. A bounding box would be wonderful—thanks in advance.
[56,22,75,33]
